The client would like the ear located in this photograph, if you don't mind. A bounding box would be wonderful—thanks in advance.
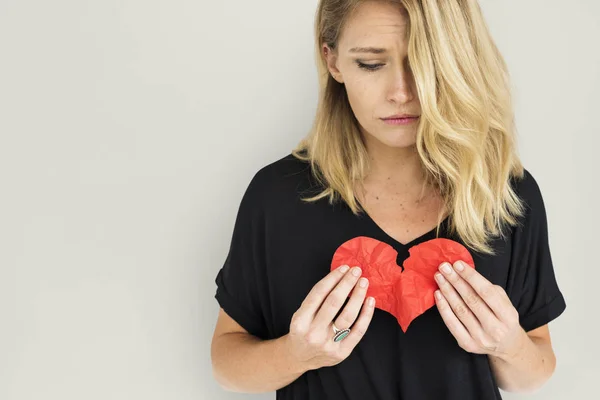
[322,44,344,83]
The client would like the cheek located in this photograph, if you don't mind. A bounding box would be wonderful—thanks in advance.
[345,78,378,118]
[351,75,374,98]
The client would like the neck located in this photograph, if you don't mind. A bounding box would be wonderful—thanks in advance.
[362,143,427,188]
[355,138,446,218]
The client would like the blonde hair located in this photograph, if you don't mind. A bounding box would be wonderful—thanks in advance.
[292,0,527,255]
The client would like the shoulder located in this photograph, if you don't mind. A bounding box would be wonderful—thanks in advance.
[241,152,320,209]
[510,167,548,214]
[253,152,313,187]
[507,168,552,236]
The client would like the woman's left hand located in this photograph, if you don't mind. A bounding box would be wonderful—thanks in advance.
[433,260,526,359]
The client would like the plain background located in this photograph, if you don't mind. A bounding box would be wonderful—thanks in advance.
[0,0,598,399]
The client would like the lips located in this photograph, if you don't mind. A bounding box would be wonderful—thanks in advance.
[382,115,419,120]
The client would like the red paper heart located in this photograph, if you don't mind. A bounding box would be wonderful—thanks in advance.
[330,237,475,332]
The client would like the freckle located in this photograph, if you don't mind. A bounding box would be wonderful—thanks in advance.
[376,196,379,200]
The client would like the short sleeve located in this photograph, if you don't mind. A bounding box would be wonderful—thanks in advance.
[214,172,270,340]
[507,170,566,332]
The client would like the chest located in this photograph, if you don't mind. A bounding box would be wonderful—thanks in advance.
[264,190,513,338]
[359,189,447,246]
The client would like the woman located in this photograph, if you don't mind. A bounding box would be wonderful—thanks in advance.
[211,1,566,399]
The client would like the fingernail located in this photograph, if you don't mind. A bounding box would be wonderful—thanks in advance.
[352,267,362,277]
[441,263,452,274]
[340,265,349,273]
[455,261,464,271]
[359,277,368,287]
[368,297,375,306]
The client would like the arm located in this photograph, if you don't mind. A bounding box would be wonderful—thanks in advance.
[211,309,309,393]
[211,264,376,393]
[488,324,557,393]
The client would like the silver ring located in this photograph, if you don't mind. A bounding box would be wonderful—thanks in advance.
[332,323,351,342]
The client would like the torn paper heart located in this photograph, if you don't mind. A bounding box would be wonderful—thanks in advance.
[330,237,475,332]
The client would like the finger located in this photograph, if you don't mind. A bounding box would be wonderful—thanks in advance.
[296,265,351,326]
[450,261,512,321]
[434,290,476,351]
[338,296,376,351]
[438,263,496,327]
[333,276,369,330]
[435,271,484,338]
[313,266,363,328]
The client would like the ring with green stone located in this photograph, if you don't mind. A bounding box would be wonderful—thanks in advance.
[332,323,351,342]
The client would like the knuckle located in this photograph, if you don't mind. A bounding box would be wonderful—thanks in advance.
[354,324,367,337]
[447,273,459,284]
[321,341,334,355]
[289,313,305,331]
[476,333,493,349]
[482,339,497,353]
[459,339,476,353]
[336,312,354,329]
[459,342,471,352]
[325,294,344,310]
[482,341,495,352]
[290,318,303,334]
[291,309,301,321]
[353,315,370,335]
[463,292,479,307]
[311,286,326,300]
[454,303,469,317]
[345,275,360,287]
[491,325,507,341]
[331,349,346,363]
[481,284,496,298]
[436,298,448,310]
[325,340,340,353]
[305,330,322,346]
[338,348,351,360]
[356,277,369,290]
[510,308,520,323]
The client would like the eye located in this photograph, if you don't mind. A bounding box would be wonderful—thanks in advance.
[356,61,384,72]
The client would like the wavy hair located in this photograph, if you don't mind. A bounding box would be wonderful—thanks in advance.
[292,0,526,255]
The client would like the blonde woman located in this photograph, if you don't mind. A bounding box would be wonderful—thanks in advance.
[211,1,566,399]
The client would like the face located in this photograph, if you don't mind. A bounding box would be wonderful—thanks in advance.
[324,1,421,149]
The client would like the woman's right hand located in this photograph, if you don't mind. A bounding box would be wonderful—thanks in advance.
[285,264,376,371]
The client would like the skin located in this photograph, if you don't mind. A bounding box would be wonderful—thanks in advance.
[323,1,557,392]
[323,1,446,240]
[323,1,423,189]
[434,261,557,392]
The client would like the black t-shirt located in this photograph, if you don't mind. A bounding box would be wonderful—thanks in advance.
[214,153,566,400]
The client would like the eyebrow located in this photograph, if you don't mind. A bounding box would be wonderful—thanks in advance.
[348,47,387,54]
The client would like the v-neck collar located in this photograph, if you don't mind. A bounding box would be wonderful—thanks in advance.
[353,199,450,249]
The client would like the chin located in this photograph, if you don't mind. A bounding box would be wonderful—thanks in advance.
[359,124,418,148]
[385,140,417,149]
[374,132,418,148]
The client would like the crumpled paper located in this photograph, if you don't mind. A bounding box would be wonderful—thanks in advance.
[330,237,475,332]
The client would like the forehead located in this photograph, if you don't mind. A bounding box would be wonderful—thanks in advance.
[339,2,409,49]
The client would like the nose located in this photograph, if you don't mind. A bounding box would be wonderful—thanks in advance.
[386,70,415,104]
